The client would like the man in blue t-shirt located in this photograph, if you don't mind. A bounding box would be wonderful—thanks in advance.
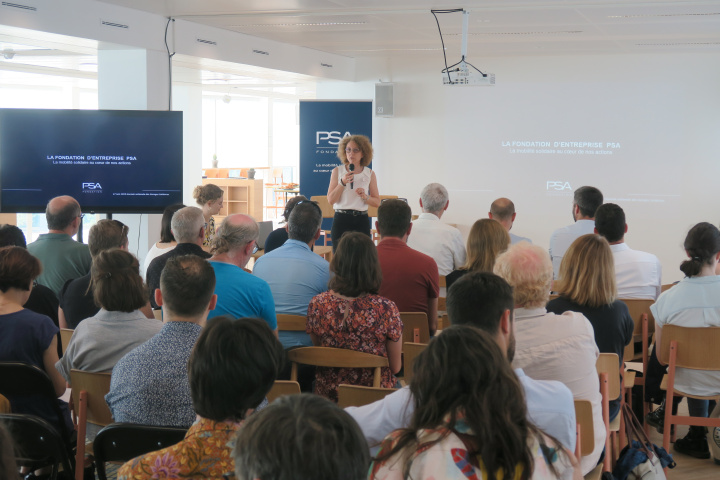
[207,214,277,336]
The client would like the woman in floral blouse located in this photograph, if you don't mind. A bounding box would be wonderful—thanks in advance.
[307,232,402,402]
[117,316,284,480]
[369,325,580,480]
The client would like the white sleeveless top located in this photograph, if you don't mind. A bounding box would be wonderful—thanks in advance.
[333,164,372,212]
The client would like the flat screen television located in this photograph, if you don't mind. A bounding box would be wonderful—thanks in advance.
[0,108,183,213]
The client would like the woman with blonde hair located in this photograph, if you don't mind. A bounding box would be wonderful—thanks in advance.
[445,218,510,289]
[193,183,224,247]
[547,233,633,421]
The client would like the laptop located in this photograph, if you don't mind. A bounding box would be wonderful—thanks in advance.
[256,221,274,250]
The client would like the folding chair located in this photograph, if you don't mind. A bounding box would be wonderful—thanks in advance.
[619,299,654,432]
[93,423,187,480]
[399,312,430,347]
[267,380,301,403]
[60,328,74,355]
[597,353,625,471]
[658,325,720,454]
[276,314,307,332]
[402,342,427,385]
[69,370,113,480]
[574,400,603,480]
[337,384,396,408]
[1,413,75,480]
[288,347,388,387]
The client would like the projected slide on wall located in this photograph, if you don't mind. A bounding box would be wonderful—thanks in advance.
[0,109,183,213]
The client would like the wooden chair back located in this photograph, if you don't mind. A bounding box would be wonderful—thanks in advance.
[574,400,595,457]
[310,196,335,218]
[658,325,720,370]
[152,309,162,321]
[367,195,398,218]
[70,370,113,480]
[287,347,389,388]
[438,276,446,288]
[0,394,9,413]
[661,283,675,293]
[596,353,621,400]
[337,384,396,408]
[266,380,301,403]
[402,342,428,385]
[277,314,307,332]
[438,297,447,311]
[60,328,74,355]
[619,299,654,362]
[399,312,430,346]
[439,313,449,331]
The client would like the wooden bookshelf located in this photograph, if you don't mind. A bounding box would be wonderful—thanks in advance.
[201,178,263,222]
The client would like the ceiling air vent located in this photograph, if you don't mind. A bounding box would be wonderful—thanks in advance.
[196,38,217,46]
[101,19,129,30]
[1,2,37,12]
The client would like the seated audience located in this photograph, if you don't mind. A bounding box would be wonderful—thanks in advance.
[650,222,720,459]
[117,316,284,480]
[547,234,633,421]
[494,242,603,474]
[307,232,402,402]
[376,199,439,334]
[346,272,577,456]
[207,214,277,334]
[594,203,662,299]
[193,183,224,248]
[253,200,330,348]
[406,183,466,276]
[263,195,307,253]
[142,203,185,279]
[489,197,532,244]
[55,249,161,382]
[233,394,369,480]
[0,246,71,433]
[106,255,217,428]
[59,219,154,329]
[147,206,211,309]
[445,218,510,289]
[27,195,92,295]
[369,325,578,480]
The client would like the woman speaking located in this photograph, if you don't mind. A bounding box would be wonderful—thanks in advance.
[326,135,380,250]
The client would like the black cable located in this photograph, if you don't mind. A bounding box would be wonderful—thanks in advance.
[465,60,487,77]
[164,18,176,111]
[431,9,463,85]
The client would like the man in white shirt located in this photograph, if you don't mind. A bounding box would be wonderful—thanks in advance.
[345,271,577,457]
[594,203,662,300]
[494,242,603,475]
[549,186,603,279]
[406,183,465,276]
[488,197,532,245]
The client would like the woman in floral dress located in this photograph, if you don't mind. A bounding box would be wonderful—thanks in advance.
[307,232,402,402]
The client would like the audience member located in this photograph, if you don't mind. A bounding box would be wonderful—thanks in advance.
[376,199,439,334]
[146,206,211,309]
[56,249,161,382]
[253,200,329,348]
[106,255,217,427]
[207,214,277,334]
[494,242,603,474]
[193,183,224,248]
[0,246,71,434]
[58,219,150,329]
[547,234,633,420]
[0,225,59,344]
[307,232,402,402]
[445,218,510,290]
[369,325,577,480]
[649,222,720,459]
[234,394,369,480]
[142,203,185,279]
[548,186,603,279]
[117,316,284,480]
[489,197,532,244]
[27,195,92,294]
[263,195,307,253]
[594,203,662,299]
[406,183,466,275]
[346,272,577,456]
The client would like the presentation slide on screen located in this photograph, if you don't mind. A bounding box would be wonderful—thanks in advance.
[0,109,183,213]
[441,81,684,223]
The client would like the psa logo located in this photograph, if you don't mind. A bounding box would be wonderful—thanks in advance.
[82,182,102,191]
[546,181,572,191]
[315,131,351,146]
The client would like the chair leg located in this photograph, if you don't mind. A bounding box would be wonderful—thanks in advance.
[75,391,87,480]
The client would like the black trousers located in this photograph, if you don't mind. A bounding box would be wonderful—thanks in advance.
[331,211,371,251]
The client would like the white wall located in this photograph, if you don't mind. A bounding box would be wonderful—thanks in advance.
[317,53,720,283]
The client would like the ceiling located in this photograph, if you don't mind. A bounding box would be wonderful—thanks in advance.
[94,0,720,57]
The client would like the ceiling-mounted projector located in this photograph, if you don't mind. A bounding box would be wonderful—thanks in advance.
[434,9,495,86]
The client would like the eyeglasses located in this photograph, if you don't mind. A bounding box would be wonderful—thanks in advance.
[78,213,85,220]
[296,200,323,216]
[381,198,408,204]
[345,148,361,154]
[111,219,129,238]
[252,240,259,254]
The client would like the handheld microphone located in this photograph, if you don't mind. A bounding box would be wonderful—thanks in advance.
[349,164,355,189]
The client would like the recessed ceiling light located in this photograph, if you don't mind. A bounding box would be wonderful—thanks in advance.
[608,12,719,18]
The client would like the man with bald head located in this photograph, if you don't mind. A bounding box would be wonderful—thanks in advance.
[488,197,532,245]
[207,214,278,336]
[28,195,92,295]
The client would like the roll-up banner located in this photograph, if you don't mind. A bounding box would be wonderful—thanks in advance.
[299,100,373,245]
